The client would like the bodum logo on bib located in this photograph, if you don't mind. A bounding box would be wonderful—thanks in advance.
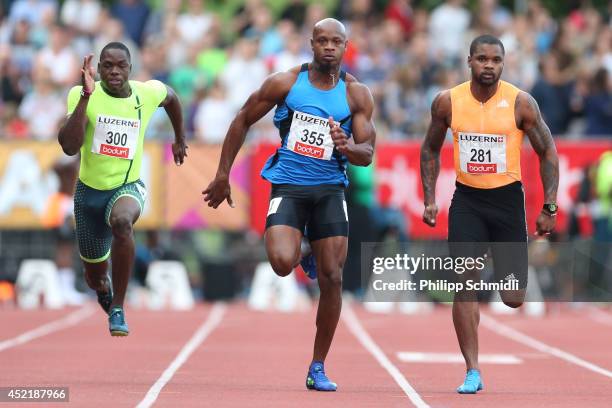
[100,144,129,158]
[467,162,496,173]
[295,141,324,158]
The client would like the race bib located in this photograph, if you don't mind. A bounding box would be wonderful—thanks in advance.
[92,114,140,160]
[458,132,507,174]
[286,111,335,160]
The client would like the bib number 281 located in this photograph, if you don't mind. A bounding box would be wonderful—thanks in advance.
[469,149,491,163]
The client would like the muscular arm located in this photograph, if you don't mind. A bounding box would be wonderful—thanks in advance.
[344,82,376,166]
[420,91,451,206]
[516,91,559,204]
[159,85,186,143]
[57,95,88,156]
[216,71,295,177]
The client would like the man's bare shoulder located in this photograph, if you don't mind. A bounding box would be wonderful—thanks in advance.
[344,74,374,108]
[265,68,299,88]
[259,68,301,101]
[431,90,452,117]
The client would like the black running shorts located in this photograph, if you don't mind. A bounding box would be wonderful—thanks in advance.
[448,181,528,289]
[265,184,348,241]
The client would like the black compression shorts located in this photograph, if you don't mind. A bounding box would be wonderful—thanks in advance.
[265,184,348,241]
[448,181,528,289]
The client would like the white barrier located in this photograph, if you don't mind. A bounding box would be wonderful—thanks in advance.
[16,259,65,309]
[145,261,194,310]
[248,262,309,312]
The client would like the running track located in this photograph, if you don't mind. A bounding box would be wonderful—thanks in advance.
[1,301,611,407]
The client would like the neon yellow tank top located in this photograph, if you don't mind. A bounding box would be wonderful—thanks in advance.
[66,80,167,190]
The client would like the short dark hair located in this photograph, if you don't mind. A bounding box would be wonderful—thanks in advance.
[100,42,131,62]
[469,35,505,56]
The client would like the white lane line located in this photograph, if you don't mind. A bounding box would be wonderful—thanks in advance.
[342,304,429,408]
[587,306,612,326]
[481,313,612,379]
[135,303,227,408]
[0,305,95,352]
[397,352,522,364]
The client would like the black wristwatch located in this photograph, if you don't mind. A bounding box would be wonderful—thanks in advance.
[542,203,558,216]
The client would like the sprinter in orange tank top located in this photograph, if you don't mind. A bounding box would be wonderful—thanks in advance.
[420,35,559,394]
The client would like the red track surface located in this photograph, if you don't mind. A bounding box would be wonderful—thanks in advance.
[1,302,611,407]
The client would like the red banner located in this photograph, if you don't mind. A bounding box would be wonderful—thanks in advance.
[250,141,610,239]
[375,140,611,238]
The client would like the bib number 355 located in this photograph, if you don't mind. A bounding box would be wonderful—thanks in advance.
[301,129,325,146]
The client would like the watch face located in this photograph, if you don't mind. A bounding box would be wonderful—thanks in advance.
[547,204,557,212]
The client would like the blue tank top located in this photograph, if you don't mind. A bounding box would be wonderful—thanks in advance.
[260,63,353,186]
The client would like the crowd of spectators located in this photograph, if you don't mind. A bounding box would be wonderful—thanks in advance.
[1,0,611,144]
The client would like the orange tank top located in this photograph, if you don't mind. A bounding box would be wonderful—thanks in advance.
[450,80,524,189]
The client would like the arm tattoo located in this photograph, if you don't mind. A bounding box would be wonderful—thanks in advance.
[524,95,559,203]
[420,94,448,204]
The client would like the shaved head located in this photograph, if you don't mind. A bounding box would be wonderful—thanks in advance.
[313,18,346,39]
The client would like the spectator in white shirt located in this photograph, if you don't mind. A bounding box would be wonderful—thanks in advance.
[195,81,235,145]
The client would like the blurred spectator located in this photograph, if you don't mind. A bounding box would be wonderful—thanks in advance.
[232,0,263,37]
[35,24,78,87]
[1,42,22,105]
[584,68,612,137]
[196,33,227,81]
[245,6,284,58]
[474,0,512,36]
[194,80,234,145]
[169,44,209,104]
[429,0,471,65]
[220,37,267,112]
[2,102,29,139]
[4,19,35,103]
[111,0,150,47]
[531,53,575,135]
[272,31,309,73]
[9,0,56,26]
[17,65,64,140]
[140,36,169,83]
[60,0,102,37]
[383,64,428,139]
[176,0,216,46]
[384,0,413,38]
[279,0,307,29]
[528,0,556,55]
[142,0,181,44]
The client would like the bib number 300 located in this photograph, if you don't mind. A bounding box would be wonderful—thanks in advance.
[92,114,140,160]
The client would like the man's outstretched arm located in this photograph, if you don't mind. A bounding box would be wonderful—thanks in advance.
[420,90,451,227]
[203,71,293,208]
[159,85,188,165]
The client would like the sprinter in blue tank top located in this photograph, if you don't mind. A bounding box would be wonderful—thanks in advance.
[203,18,376,392]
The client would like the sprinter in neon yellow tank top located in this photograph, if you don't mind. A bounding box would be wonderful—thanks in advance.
[58,42,188,337]
[421,35,559,394]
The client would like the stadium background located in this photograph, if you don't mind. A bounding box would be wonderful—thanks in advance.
[0,0,610,303]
